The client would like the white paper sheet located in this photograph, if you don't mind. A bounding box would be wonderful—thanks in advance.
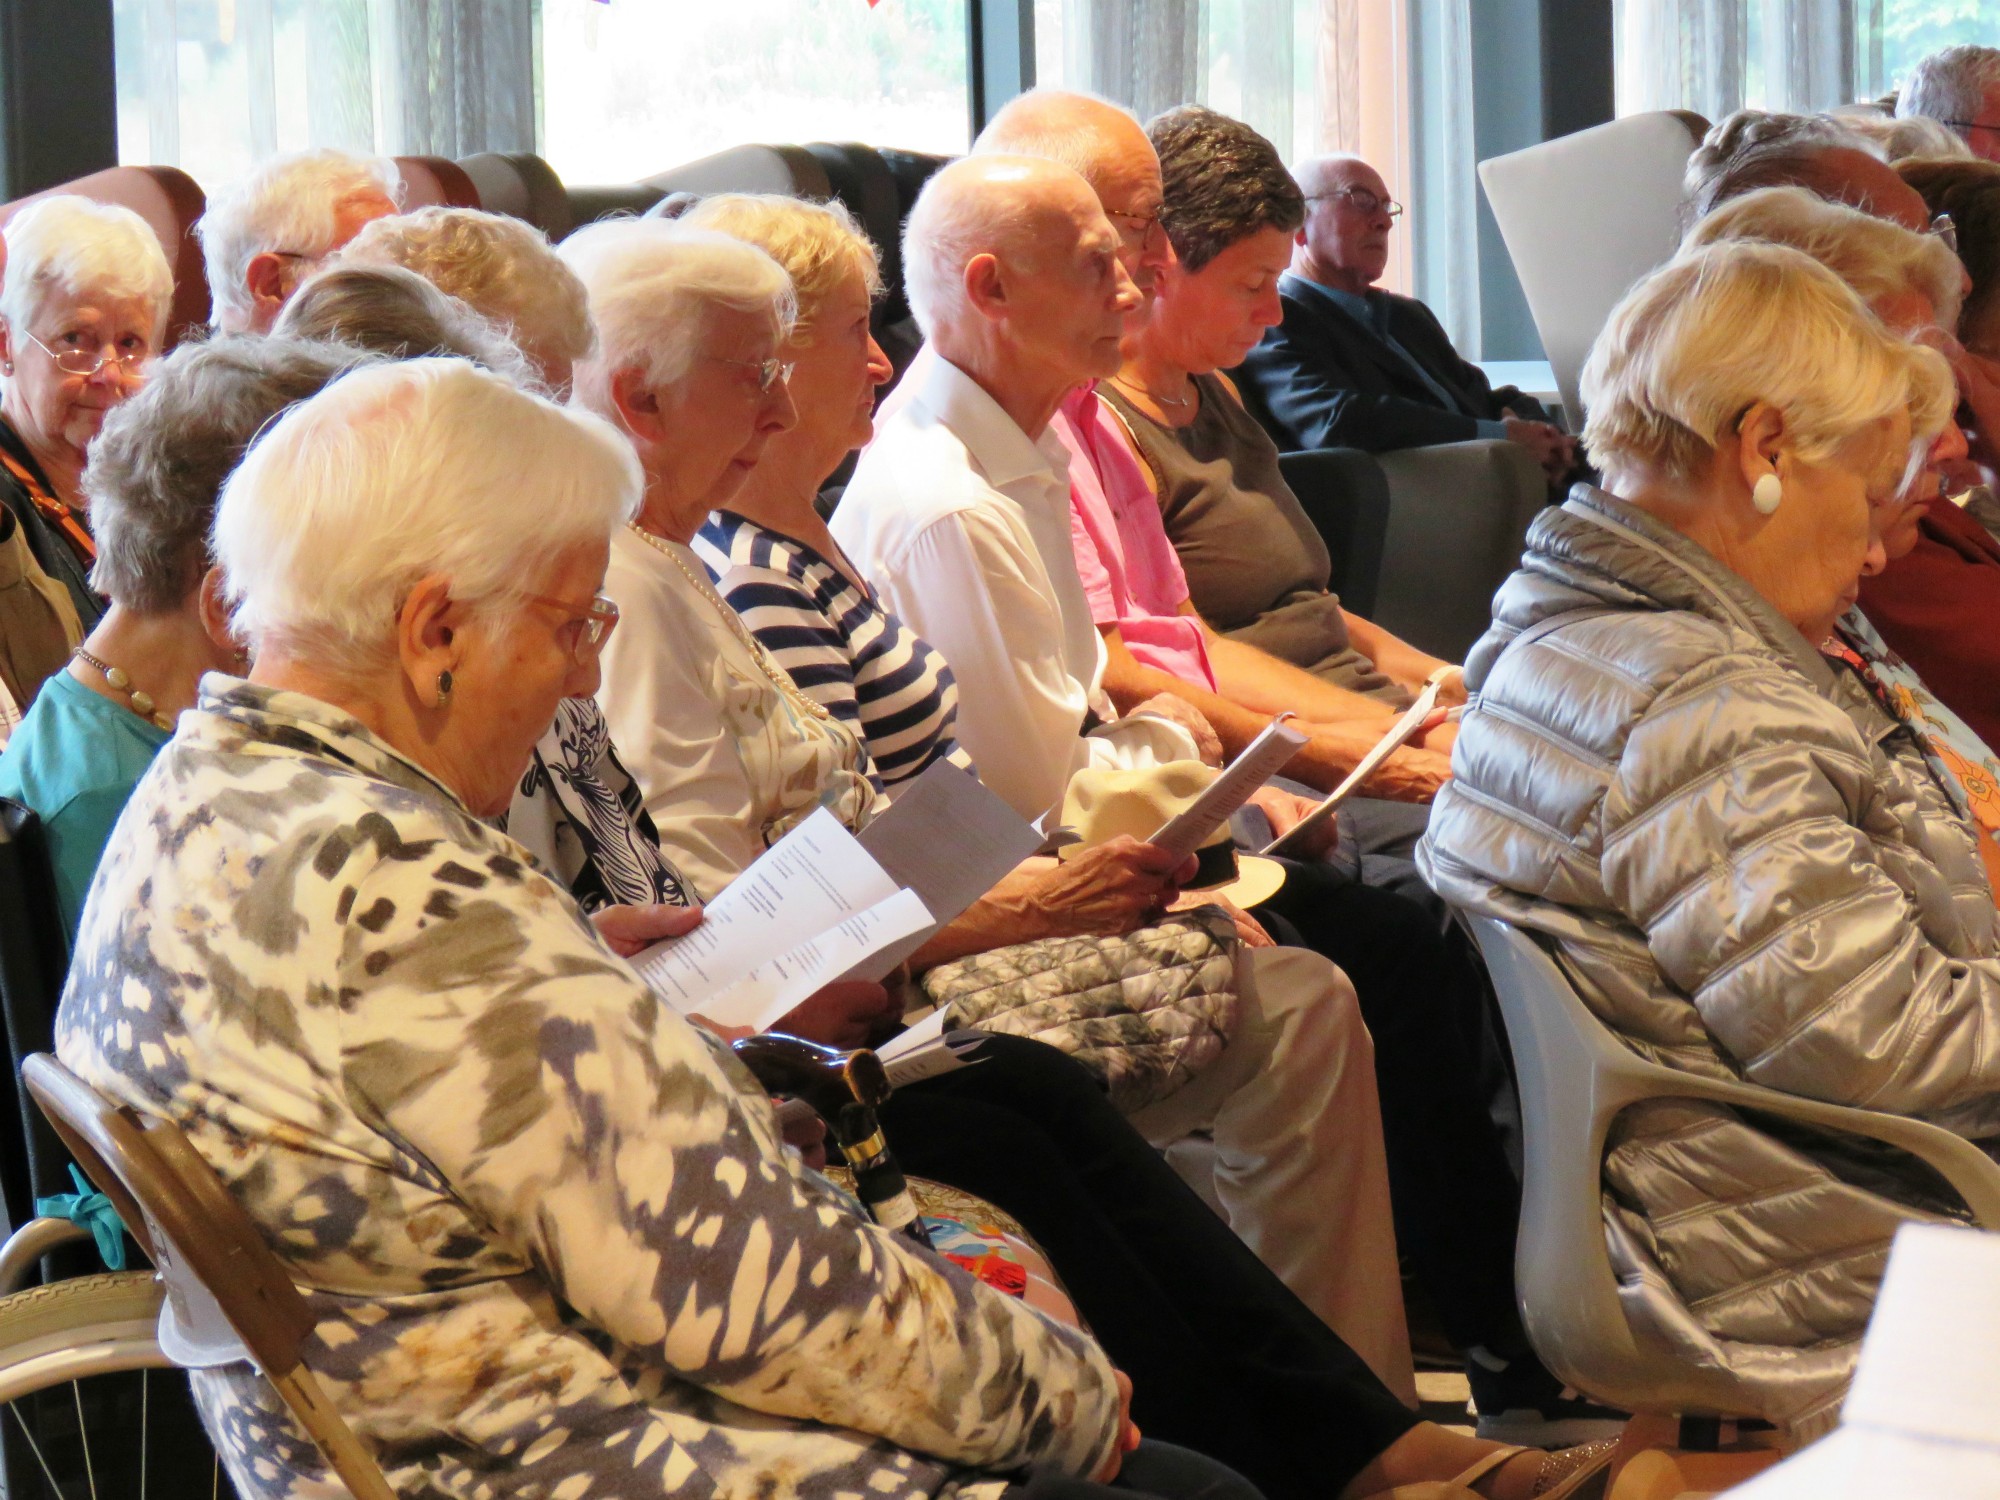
[1148,715,1308,861]
[630,808,900,1014]
[878,1010,987,1086]
[705,888,936,1031]
[1261,674,1449,856]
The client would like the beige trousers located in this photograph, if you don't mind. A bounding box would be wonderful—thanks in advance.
[1127,944,1417,1406]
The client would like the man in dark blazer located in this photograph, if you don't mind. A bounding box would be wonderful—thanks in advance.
[1237,153,1577,485]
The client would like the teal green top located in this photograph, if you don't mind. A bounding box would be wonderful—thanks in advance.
[0,669,170,948]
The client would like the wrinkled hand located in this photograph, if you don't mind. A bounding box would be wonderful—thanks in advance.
[591,902,704,957]
[1248,785,1338,862]
[1504,416,1576,485]
[1128,692,1224,767]
[689,1015,755,1044]
[1171,889,1273,947]
[1031,836,1197,938]
[1094,1370,1143,1484]
[773,981,903,1049]
[1365,744,1454,803]
[1432,664,1468,708]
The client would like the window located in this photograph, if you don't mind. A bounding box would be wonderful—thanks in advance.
[539,0,971,186]
[1863,3,1998,101]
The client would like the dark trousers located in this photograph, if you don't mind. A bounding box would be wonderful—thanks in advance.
[1008,1440,1266,1500]
[883,1034,1418,1500]
[1252,854,1527,1358]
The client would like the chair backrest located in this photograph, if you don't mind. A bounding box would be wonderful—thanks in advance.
[643,143,833,204]
[1478,110,1708,419]
[393,154,483,214]
[0,165,211,347]
[0,800,74,1232]
[21,1054,397,1500]
[1275,448,1391,618]
[458,151,576,240]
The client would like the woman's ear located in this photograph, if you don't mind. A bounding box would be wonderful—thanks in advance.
[1735,401,1790,495]
[0,316,14,374]
[395,573,462,710]
[195,565,245,666]
[610,366,666,445]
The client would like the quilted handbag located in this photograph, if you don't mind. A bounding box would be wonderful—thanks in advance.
[919,906,1240,1111]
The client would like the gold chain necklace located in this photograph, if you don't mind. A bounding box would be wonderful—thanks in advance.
[72,647,174,730]
[625,523,833,724]
[1108,372,1196,410]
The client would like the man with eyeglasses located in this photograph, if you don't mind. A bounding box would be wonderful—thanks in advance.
[1897,43,2000,164]
[1237,154,1577,487]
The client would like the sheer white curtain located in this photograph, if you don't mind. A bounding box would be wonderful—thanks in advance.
[113,0,537,188]
[1613,0,1866,119]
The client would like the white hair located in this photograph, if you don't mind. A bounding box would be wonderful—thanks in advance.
[213,357,640,677]
[1897,45,2000,138]
[1833,108,1973,162]
[1683,185,1965,330]
[558,219,795,419]
[1583,240,1955,490]
[197,149,402,327]
[0,195,172,341]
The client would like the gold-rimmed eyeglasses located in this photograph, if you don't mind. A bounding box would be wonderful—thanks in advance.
[1309,187,1405,221]
[21,329,154,378]
[1102,204,1166,246]
[525,591,621,664]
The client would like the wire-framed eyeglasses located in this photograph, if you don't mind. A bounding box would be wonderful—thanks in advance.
[20,329,154,378]
[1309,187,1405,220]
[707,354,795,393]
[1929,212,1959,255]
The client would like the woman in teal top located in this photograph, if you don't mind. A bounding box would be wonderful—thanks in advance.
[0,336,373,945]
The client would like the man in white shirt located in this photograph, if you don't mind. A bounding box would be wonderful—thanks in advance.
[836,154,1418,1400]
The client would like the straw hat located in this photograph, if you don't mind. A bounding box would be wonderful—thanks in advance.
[1728,1222,2000,1498]
[1057,761,1287,909]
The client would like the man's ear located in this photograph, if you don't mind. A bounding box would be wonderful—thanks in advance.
[395,573,463,711]
[962,252,1007,321]
[610,365,667,445]
[244,253,291,324]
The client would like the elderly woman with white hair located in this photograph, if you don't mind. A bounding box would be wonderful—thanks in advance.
[1420,240,1976,1437]
[0,195,172,708]
[338,204,595,392]
[54,355,1169,1500]
[196,147,399,335]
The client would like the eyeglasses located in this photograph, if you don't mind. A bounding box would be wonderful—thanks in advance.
[1942,120,2000,136]
[1102,204,1165,246]
[525,591,620,663]
[1929,212,1959,255]
[20,329,153,378]
[707,354,795,393]
[1308,187,1405,220]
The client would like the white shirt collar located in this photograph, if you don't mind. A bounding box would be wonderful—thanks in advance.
[913,351,1076,496]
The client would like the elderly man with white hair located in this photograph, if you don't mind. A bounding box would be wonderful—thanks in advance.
[196,148,400,334]
[0,195,173,710]
[1897,43,2000,163]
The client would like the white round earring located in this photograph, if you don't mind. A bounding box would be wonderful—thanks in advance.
[1752,473,1783,515]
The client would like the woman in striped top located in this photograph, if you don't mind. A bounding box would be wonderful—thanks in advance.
[685,193,975,798]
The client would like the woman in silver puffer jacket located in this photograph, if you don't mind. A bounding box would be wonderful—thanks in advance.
[1419,241,1978,1437]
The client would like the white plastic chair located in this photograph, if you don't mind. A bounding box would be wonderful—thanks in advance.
[1463,912,2000,1421]
[1476,111,1710,421]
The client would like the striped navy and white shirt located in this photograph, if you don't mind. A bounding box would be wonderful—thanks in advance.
[696,511,976,795]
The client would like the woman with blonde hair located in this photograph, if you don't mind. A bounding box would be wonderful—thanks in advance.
[1421,240,1969,1438]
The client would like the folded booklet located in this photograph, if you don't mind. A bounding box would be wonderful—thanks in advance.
[1260,668,1454,856]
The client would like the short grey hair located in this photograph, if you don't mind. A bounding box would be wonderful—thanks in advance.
[214,358,642,677]
[1683,185,1964,330]
[1681,110,1880,226]
[0,195,172,343]
[1583,240,1955,489]
[273,264,534,385]
[337,207,595,379]
[1149,106,1304,273]
[197,149,402,327]
[559,219,795,418]
[81,336,376,613]
[1833,108,1972,162]
[1896,44,2000,141]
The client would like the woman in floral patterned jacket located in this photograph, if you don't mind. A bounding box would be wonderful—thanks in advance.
[55,356,1142,1500]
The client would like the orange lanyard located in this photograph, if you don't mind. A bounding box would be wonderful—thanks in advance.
[0,447,94,564]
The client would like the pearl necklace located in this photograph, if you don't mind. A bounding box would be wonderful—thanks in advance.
[624,523,834,725]
[72,647,174,730]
